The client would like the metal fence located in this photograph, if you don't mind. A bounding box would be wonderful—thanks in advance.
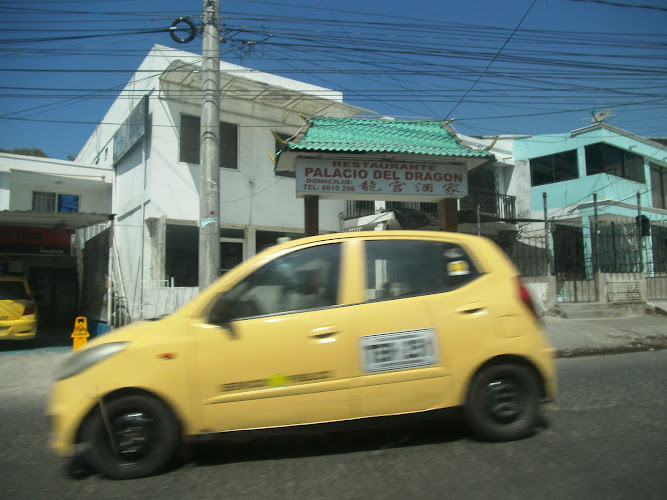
[343,193,517,223]
[510,221,667,303]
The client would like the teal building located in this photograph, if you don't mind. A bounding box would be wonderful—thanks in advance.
[513,123,666,279]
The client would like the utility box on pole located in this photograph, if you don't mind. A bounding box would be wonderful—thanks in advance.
[199,0,221,290]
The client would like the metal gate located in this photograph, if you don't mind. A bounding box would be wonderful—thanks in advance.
[553,225,596,303]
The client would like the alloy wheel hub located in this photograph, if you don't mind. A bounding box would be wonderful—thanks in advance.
[485,379,523,422]
[113,411,153,457]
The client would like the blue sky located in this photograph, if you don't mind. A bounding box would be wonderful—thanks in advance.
[0,0,665,160]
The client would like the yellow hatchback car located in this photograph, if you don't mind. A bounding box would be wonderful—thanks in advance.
[49,231,556,479]
[0,276,37,341]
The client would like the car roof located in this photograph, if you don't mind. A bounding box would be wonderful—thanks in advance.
[0,276,28,282]
[274,230,490,248]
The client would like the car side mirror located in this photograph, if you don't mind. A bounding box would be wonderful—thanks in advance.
[208,297,238,339]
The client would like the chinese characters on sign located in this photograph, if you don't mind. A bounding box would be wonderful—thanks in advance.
[295,159,468,200]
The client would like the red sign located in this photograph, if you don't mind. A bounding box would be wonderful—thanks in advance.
[0,226,72,255]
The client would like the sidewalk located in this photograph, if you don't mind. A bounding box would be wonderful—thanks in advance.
[2,314,666,358]
[543,314,667,357]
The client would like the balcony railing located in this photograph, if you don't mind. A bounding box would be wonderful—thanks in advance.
[343,200,376,219]
[343,193,516,222]
[459,192,516,221]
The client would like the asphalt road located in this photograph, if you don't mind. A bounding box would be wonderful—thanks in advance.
[1,349,665,499]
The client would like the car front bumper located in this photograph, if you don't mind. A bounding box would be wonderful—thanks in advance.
[48,376,98,456]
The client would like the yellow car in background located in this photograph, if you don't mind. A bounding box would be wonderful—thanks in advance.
[49,231,556,479]
[0,276,37,340]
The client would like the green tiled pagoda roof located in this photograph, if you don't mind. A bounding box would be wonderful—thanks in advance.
[286,118,490,158]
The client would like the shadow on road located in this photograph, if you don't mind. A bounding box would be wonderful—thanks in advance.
[0,327,74,352]
[190,412,467,467]
[64,412,469,480]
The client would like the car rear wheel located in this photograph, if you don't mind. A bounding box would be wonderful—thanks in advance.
[81,394,180,479]
[464,363,539,442]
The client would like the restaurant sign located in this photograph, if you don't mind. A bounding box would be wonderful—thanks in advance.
[295,159,468,201]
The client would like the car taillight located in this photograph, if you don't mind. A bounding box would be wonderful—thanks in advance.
[24,296,35,316]
[517,278,538,320]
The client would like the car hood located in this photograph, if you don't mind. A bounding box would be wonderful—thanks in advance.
[83,320,160,349]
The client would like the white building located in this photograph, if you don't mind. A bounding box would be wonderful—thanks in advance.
[75,45,368,323]
[0,153,112,329]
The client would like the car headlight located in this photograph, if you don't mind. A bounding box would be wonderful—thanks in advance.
[55,342,130,381]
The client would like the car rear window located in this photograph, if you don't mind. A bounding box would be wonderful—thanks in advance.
[0,281,28,300]
[364,240,480,300]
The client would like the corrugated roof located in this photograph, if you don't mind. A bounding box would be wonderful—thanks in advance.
[160,60,369,119]
[0,211,113,230]
[286,118,490,158]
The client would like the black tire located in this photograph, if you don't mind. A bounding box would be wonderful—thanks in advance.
[81,394,180,479]
[464,364,539,442]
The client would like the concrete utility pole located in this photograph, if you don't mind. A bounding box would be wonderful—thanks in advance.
[199,0,221,290]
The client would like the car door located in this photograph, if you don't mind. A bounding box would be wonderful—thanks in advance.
[349,237,485,418]
[192,241,356,432]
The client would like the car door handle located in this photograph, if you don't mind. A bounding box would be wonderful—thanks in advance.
[457,305,487,315]
[309,326,340,339]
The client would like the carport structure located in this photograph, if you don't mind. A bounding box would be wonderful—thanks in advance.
[0,210,114,330]
[275,118,495,235]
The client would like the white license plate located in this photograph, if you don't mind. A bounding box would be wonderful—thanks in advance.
[359,328,439,373]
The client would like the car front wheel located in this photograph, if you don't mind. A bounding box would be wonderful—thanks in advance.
[464,363,539,442]
[81,394,180,479]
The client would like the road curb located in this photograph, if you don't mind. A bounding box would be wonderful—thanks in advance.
[556,342,666,358]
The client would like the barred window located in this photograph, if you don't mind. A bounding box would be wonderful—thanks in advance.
[32,192,79,213]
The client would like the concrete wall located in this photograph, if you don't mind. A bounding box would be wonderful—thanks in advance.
[0,153,112,212]
[75,45,359,319]
[522,276,557,314]
[454,134,533,220]
[512,125,667,215]
[148,97,347,232]
[142,286,199,319]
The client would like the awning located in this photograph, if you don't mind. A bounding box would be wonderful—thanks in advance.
[159,60,369,119]
[0,210,114,231]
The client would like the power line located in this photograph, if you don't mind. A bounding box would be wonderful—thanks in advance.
[568,0,667,12]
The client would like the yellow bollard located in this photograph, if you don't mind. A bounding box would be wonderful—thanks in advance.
[71,316,90,351]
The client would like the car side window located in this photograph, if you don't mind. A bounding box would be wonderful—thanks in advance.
[211,243,342,321]
[364,240,479,301]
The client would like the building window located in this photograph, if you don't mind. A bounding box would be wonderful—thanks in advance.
[179,114,238,169]
[652,225,667,273]
[585,143,645,184]
[530,150,578,186]
[165,225,250,286]
[32,192,79,213]
[165,224,198,287]
[650,163,666,210]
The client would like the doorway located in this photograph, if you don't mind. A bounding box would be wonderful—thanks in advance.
[28,267,78,328]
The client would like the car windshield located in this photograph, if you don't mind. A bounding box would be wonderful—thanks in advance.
[0,281,27,300]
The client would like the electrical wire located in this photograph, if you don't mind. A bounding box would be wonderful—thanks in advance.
[0,0,665,141]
